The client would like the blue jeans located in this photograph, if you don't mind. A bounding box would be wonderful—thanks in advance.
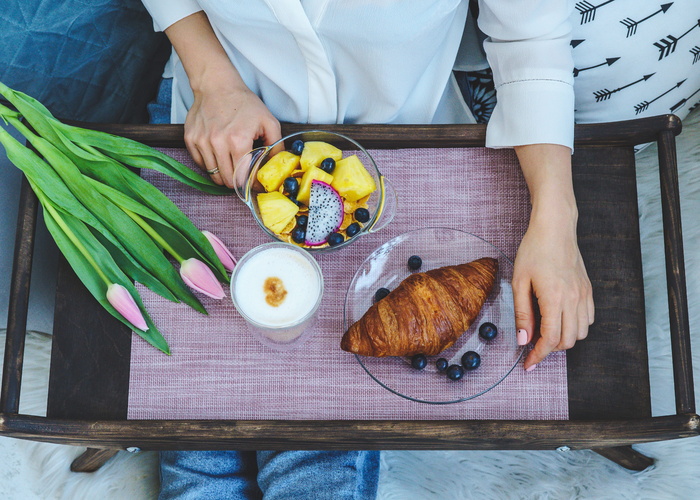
[159,450,380,500]
[147,78,173,125]
[148,79,380,500]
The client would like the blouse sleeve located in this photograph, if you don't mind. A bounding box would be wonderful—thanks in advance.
[477,0,575,150]
[140,0,203,32]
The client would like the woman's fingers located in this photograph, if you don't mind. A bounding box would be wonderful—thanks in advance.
[185,134,204,170]
[587,284,595,326]
[190,129,261,188]
[184,120,226,185]
[196,143,223,185]
[262,117,283,152]
[576,290,590,340]
[230,118,282,191]
[230,136,260,192]
[524,299,561,370]
[523,277,594,371]
[211,136,237,189]
[557,306,578,351]
[512,276,536,347]
[182,85,281,190]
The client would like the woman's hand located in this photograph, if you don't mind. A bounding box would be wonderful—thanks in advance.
[513,144,595,371]
[513,201,594,370]
[165,11,281,188]
[185,82,280,188]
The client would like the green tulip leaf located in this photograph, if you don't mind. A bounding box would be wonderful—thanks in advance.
[0,80,241,353]
[40,192,170,355]
[80,163,229,280]
[13,124,228,283]
[7,124,207,314]
[86,177,229,283]
[0,81,229,194]
[0,125,186,305]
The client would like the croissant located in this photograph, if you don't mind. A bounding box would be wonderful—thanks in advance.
[341,257,498,357]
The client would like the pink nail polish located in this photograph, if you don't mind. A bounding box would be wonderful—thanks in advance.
[517,329,528,345]
[525,363,538,372]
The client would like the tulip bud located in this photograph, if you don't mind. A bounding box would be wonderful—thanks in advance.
[180,258,226,299]
[106,283,149,331]
[202,230,237,272]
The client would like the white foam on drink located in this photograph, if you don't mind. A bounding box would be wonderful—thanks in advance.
[233,247,321,327]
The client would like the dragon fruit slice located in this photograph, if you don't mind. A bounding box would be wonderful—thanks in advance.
[305,180,344,246]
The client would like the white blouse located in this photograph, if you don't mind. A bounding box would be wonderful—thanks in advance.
[141,0,575,150]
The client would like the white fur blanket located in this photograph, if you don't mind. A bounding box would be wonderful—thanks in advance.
[1,111,699,499]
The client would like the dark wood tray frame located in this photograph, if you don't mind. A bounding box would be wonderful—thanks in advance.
[2,116,697,472]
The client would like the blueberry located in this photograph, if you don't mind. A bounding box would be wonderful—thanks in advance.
[374,287,390,302]
[446,364,465,381]
[296,215,308,227]
[320,157,336,174]
[435,358,448,372]
[288,196,301,206]
[283,177,299,196]
[354,208,370,223]
[478,322,498,341]
[411,353,428,370]
[291,227,306,244]
[290,139,304,156]
[346,222,361,237]
[327,232,344,247]
[461,351,481,370]
[407,255,422,271]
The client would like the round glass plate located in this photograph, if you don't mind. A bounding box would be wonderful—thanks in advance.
[344,227,523,404]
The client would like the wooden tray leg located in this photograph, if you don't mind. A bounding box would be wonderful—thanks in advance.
[592,445,655,471]
[70,448,119,473]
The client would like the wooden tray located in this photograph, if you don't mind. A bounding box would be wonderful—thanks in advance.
[2,117,696,472]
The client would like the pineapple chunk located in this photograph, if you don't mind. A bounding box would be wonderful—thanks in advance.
[297,166,334,205]
[256,151,300,192]
[300,141,343,171]
[330,155,377,202]
[257,191,299,234]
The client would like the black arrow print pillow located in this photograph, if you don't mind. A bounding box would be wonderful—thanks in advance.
[571,0,700,126]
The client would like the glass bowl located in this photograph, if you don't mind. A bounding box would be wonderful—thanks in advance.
[234,130,396,252]
[343,227,523,404]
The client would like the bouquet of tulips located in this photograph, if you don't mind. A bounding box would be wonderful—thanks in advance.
[0,82,236,354]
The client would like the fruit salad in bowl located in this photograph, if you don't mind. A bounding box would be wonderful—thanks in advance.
[234,131,396,251]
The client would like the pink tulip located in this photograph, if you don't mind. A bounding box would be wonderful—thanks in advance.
[202,230,237,272]
[106,283,149,331]
[180,258,226,299]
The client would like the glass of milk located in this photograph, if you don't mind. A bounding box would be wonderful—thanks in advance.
[231,242,324,350]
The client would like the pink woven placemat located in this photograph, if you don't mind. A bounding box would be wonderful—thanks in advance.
[127,147,568,420]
